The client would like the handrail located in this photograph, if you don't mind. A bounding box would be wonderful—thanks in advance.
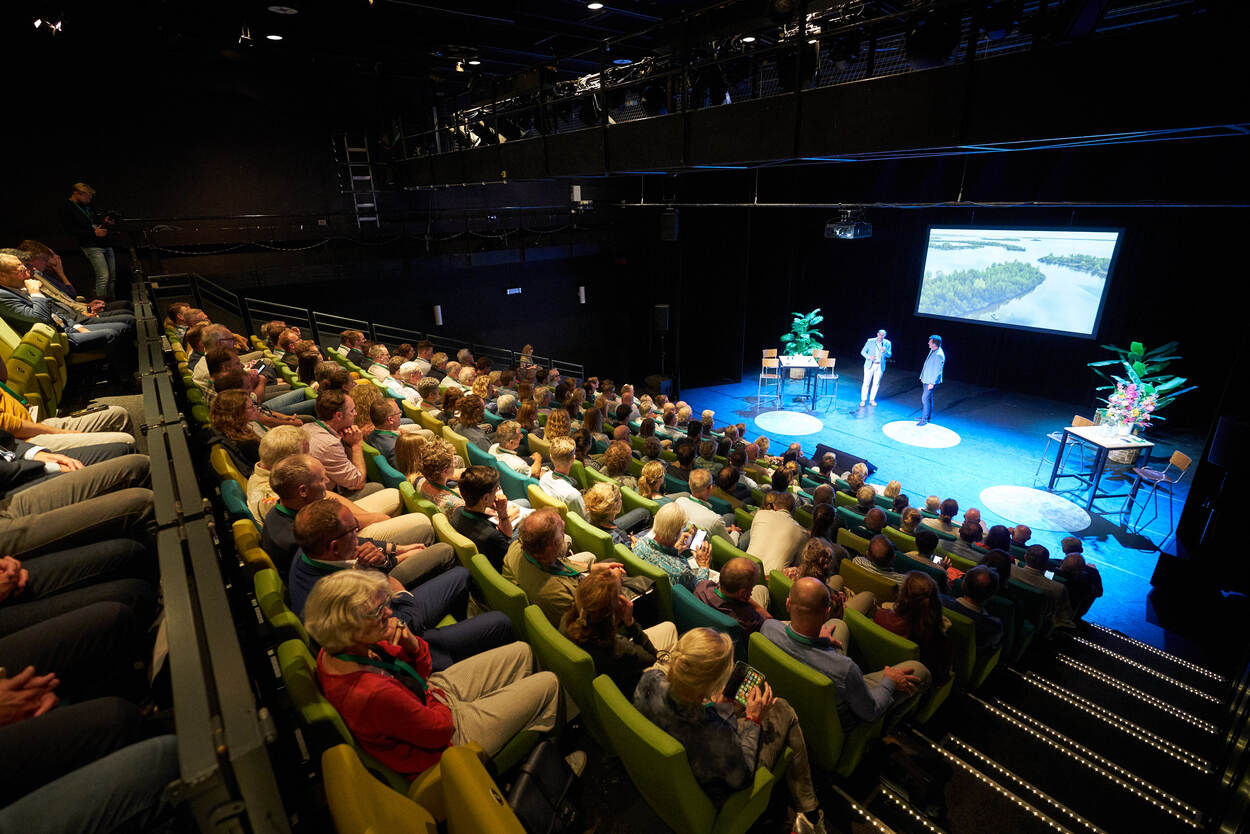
[132,277,291,832]
[160,273,586,382]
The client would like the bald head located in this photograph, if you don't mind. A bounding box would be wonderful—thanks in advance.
[1011,524,1031,545]
[612,424,630,442]
[864,508,886,532]
[786,577,832,637]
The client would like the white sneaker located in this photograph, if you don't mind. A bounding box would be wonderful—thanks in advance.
[791,809,827,834]
[564,750,587,778]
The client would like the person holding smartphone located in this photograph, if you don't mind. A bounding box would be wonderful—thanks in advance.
[633,627,827,832]
[630,503,713,591]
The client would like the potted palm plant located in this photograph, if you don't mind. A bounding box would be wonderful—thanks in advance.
[780,309,824,379]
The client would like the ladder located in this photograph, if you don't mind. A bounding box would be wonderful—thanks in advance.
[337,132,379,231]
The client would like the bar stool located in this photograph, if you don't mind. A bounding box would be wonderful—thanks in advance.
[758,356,781,407]
[1033,414,1094,485]
[814,356,838,410]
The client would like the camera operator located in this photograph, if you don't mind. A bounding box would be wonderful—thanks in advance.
[58,182,119,300]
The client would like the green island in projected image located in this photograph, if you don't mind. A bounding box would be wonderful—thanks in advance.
[1037,253,1111,277]
[929,240,1026,252]
[919,261,1046,317]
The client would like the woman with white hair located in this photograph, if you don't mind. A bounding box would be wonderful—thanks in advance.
[306,570,562,781]
[630,502,713,590]
[246,425,308,522]
[633,628,825,830]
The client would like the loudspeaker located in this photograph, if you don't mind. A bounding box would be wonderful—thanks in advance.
[660,209,679,241]
[1208,416,1246,469]
[813,442,876,477]
[653,304,670,332]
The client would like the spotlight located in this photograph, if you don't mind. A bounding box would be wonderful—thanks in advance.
[905,10,962,69]
[33,18,41,27]
[455,61,465,72]
[266,34,284,40]
[741,35,756,43]
[612,57,632,65]
[468,58,481,65]
[266,5,300,13]
[587,1,604,8]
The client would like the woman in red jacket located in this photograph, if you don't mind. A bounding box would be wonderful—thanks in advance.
[305,570,560,779]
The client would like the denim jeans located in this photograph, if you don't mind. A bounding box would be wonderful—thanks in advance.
[390,566,515,671]
[80,246,116,299]
[920,384,936,421]
[262,387,317,415]
[0,735,180,833]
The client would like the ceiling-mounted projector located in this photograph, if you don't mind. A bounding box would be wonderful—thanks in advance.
[824,220,872,239]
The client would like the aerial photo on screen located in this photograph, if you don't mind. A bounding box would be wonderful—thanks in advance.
[916,227,1120,336]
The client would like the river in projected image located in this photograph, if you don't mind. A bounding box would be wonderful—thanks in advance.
[917,228,1120,336]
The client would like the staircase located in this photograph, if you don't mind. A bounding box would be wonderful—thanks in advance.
[845,621,1230,833]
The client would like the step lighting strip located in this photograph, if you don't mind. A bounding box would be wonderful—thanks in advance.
[1065,636,1224,703]
[992,700,1200,818]
[1057,656,1219,734]
[831,784,899,834]
[1087,623,1226,682]
[973,698,1203,829]
[942,737,1103,834]
[923,738,1070,833]
[1020,673,1211,771]
[877,785,948,834]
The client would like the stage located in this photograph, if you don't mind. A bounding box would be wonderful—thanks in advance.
[682,364,1202,649]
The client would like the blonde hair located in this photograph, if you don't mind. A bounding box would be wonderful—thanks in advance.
[901,507,923,531]
[583,482,623,525]
[651,501,687,545]
[544,409,571,439]
[495,420,522,447]
[472,376,491,399]
[637,461,666,498]
[925,495,940,512]
[676,405,692,426]
[304,570,390,653]
[349,384,381,429]
[662,628,734,703]
[884,480,902,499]
[394,432,428,480]
[258,425,306,468]
[687,468,712,492]
[420,439,456,482]
[601,441,632,476]
[549,436,576,466]
[857,486,876,505]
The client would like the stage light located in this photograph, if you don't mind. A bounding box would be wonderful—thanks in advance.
[587,2,604,8]
[266,34,284,41]
[468,58,481,65]
[455,61,465,72]
[33,18,41,28]
[267,5,299,14]
[905,10,962,69]
[238,25,253,45]
[612,57,632,65]
[741,35,756,44]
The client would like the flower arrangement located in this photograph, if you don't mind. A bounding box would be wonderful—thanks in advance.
[1103,379,1158,431]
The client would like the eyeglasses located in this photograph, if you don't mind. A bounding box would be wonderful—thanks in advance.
[365,599,389,621]
[335,524,360,540]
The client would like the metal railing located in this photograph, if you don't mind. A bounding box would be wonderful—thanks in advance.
[159,274,585,381]
[133,278,290,833]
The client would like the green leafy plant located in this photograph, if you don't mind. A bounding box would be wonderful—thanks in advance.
[1087,340,1196,422]
[780,309,825,356]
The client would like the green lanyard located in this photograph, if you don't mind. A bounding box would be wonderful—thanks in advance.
[459,509,491,523]
[300,552,346,574]
[714,587,734,603]
[274,503,297,519]
[785,625,825,647]
[313,419,337,436]
[523,551,581,577]
[552,471,579,487]
[334,650,428,695]
[72,199,94,223]
[373,429,399,438]
[0,381,28,407]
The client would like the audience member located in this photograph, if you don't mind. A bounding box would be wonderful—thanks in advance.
[502,508,616,627]
[246,425,306,521]
[539,437,586,517]
[744,491,807,573]
[761,579,930,731]
[366,399,403,466]
[449,466,514,570]
[632,502,713,591]
[306,570,557,780]
[304,389,382,500]
[873,572,954,686]
[694,557,771,634]
[560,569,677,695]
[633,628,827,830]
[854,535,907,584]
[584,482,650,545]
[940,565,1003,653]
[1013,545,1076,630]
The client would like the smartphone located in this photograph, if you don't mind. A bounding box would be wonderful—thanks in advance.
[722,661,765,707]
[689,528,707,552]
[252,360,267,374]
